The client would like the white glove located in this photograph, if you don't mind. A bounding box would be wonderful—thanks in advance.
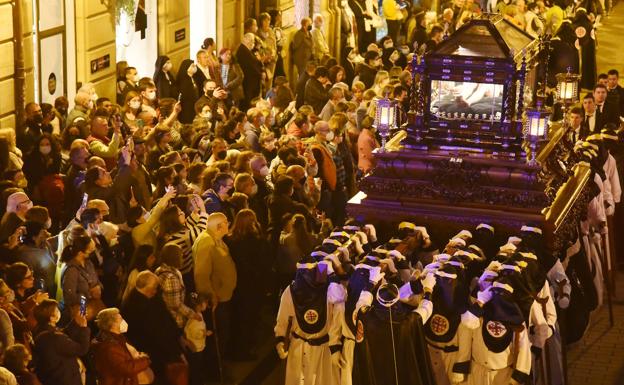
[364,224,377,242]
[399,282,414,299]
[421,272,436,292]
[454,230,473,240]
[433,254,451,262]
[331,351,345,368]
[337,246,350,261]
[499,242,517,254]
[477,286,493,305]
[507,236,522,245]
[451,372,465,384]
[368,266,385,284]
[276,342,288,359]
[388,250,406,261]
[352,236,364,255]
[355,231,369,245]
[423,262,441,274]
[380,258,398,273]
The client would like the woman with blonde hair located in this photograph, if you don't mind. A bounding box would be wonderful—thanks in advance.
[0,128,24,171]
[372,70,390,97]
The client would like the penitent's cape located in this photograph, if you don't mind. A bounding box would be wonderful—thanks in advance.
[352,301,435,385]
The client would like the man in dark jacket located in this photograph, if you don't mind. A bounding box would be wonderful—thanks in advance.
[358,51,381,89]
[33,300,90,385]
[121,271,184,381]
[203,172,235,222]
[249,155,272,229]
[304,66,331,115]
[296,62,316,109]
[236,33,263,111]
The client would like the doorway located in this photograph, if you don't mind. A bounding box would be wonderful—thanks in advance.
[189,0,217,56]
[34,0,67,104]
[116,0,158,78]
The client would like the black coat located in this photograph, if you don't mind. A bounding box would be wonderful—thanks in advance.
[304,78,329,115]
[296,71,311,109]
[33,323,90,385]
[153,55,178,99]
[176,59,200,124]
[236,43,263,110]
[357,63,377,90]
[596,101,621,128]
[121,289,182,373]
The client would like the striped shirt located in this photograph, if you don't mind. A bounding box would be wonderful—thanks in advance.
[167,212,209,274]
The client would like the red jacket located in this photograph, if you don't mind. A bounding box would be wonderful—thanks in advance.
[92,332,151,385]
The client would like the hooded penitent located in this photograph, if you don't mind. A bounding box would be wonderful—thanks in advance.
[290,260,329,335]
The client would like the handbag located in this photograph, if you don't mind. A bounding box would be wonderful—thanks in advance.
[126,343,155,385]
[165,361,189,385]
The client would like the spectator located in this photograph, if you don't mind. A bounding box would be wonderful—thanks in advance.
[4,343,41,385]
[157,194,207,285]
[224,209,270,359]
[292,18,314,80]
[176,60,200,124]
[121,271,186,383]
[319,86,345,121]
[58,232,102,320]
[267,176,315,244]
[304,66,331,114]
[236,33,264,111]
[277,213,324,289]
[311,14,330,63]
[32,299,90,385]
[15,221,55,295]
[92,307,153,385]
[155,243,200,329]
[153,55,178,99]
[216,48,245,106]
[192,212,236,372]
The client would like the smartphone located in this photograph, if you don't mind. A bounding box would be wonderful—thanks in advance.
[81,193,89,209]
[36,278,46,291]
[177,93,182,102]
[79,295,87,316]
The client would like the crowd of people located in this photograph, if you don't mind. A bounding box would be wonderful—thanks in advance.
[0,0,620,383]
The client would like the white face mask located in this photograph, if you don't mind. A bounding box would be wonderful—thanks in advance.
[146,91,157,101]
[119,319,129,333]
[259,165,270,177]
[163,62,173,71]
[39,145,52,155]
[88,100,94,110]
[45,217,52,229]
[129,100,141,110]
[188,65,197,76]
[91,92,99,102]
[325,131,335,142]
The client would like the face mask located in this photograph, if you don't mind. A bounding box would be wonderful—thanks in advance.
[146,91,157,101]
[226,187,234,196]
[383,41,394,49]
[88,100,94,110]
[163,62,173,71]
[91,92,99,102]
[129,100,141,110]
[250,184,258,196]
[216,150,227,160]
[45,217,52,229]
[133,74,140,83]
[188,65,197,76]
[325,131,335,142]
[307,25,312,31]
[119,319,129,333]
[40,145,52,155]
[259,165,270,177]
